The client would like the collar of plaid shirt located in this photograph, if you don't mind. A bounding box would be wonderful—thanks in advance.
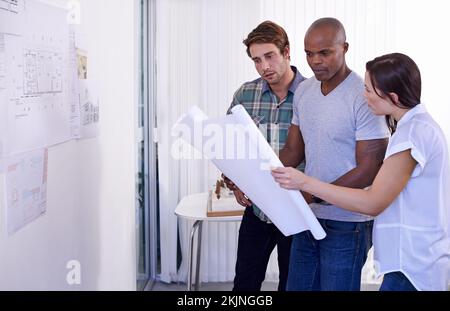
[261,66,305,96]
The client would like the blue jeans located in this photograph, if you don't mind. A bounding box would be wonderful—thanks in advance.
[379,272,417,291]
[233,207,292,291]
[287,218,373,291]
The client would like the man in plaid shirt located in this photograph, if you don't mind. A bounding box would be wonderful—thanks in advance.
[223,21,306,291]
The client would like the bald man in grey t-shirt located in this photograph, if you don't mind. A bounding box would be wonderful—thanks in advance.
[279,18,389,291]
[292,71,389,222]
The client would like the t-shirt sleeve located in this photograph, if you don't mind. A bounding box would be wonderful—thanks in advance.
[354,93,390,141]
[384,123,428,177]
[291,85,301,126]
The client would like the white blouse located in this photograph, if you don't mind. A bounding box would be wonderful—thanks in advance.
[374,104,450,291]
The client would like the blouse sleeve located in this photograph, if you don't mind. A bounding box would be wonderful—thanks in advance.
[384,122,429,177]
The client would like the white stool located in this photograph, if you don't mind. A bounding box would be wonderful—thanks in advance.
[174,192,243,290]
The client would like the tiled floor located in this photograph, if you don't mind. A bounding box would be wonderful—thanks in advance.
[149,281,275,291]
[148,281,381,291]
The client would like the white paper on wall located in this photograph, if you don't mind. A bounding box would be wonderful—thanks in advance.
[0,0,24,14]
[77,79,100,139]
[5,148,48,235]
[0,0,77,157]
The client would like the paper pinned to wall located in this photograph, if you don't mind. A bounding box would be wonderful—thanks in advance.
[0,0,24,14]
[172,105,326,239]
[77,79,100,139]
[0,0,78,156]
[5,148,48,235]
[74,48,100,139]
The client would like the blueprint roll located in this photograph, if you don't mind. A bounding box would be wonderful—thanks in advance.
[229,105,325,239]
[230,104,282,170]
[172,105,326,239]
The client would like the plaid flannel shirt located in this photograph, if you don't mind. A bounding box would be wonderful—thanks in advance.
[226,66,305,223]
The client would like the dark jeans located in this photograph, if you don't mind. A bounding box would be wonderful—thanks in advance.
[287,218,373,291]
[233,206,292,291]
[379,272,417,291]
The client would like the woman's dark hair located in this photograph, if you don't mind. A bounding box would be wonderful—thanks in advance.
[243,21,290,58]
[366,53,421,133]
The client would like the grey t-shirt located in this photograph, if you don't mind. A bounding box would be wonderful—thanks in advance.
[292,71,390,222]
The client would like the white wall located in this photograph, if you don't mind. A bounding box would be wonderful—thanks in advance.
[0,0,139,290]
[395,0,450,142]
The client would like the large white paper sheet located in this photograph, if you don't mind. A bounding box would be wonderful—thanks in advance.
[0,0,77,157]
[173,105,326,239]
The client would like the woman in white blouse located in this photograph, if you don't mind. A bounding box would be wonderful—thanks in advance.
[272,53,449,291]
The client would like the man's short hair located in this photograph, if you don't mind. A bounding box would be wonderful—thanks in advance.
[243,21,290,58]
[307,17,347,43]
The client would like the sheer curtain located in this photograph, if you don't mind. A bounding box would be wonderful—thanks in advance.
[156,0,396,284]
[155,0,263,283]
